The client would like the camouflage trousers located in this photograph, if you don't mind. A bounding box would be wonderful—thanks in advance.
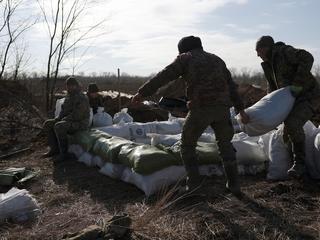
[284,99,314,163]
[43,119,84,154]
[181,105,236,180]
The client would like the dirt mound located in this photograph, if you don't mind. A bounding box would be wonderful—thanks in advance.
[0,81,44,155]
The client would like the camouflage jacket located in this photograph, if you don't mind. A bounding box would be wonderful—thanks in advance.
[58,90,90,129]
[138,49,244,111]
[261,42,320,109]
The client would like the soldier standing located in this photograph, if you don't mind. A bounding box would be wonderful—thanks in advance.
[256,36,320,178]
[43,77,90,161]
[132,36,249,196]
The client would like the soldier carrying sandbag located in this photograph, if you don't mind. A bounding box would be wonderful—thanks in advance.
[42,77,90,162]
[132,36,250,196]
[256,36,320,178]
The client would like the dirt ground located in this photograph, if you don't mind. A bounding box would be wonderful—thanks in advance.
[0,140,320,240]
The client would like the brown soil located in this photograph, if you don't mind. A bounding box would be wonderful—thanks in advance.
[0,142,319,240]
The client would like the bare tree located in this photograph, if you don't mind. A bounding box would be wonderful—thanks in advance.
[12,42,31,81]
[0,0,36,80]
[37,0,105,111]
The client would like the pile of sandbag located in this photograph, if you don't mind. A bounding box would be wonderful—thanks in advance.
[68,128,267,195]
[257,121,320,180]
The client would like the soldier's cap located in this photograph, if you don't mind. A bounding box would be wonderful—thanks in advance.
[87,83,99,93]
[65,76,79,86]
[256,36,274,50]
[178,36,203,54]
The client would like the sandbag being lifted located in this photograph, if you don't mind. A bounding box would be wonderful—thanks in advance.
[237,87,295,136]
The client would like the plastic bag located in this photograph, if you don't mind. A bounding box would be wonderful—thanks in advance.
[113,108,133,124]
[92,107,113,127]
[237,87,295,136]
[0,188,40,222]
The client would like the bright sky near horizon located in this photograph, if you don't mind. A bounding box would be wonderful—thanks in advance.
[25,0,320,76]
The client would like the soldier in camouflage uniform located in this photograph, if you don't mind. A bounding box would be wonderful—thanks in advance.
[87,83,104,115]
[256,36,320,178]
[43,77,90,161]
[132,36,249,196]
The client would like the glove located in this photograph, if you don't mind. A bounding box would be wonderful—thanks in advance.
[290,85,303,97]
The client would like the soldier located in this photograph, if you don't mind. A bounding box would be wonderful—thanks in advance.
[42,77,90,161]
[256,36,320,178]
[132,36,249,196]
[87,83,104,115]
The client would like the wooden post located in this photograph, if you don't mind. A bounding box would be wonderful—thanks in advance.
[117,68,121,111]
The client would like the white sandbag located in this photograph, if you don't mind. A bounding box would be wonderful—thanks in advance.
[96,123,131,139]
[154,121,182,135]
[314,133,320,162]
[128,122,157,139]
[149,133,181,146]
[68,144,84,158]
[92,107,113,127]
[78,152,94,167]
[237,87,295,136]
[304,121,320,179]
[99,162,126,179]
[92,156,105,168]
[0,188,40,222]
[121,166,186,196]
[122,163,265,196]
[54,98,65,118]
[232,132,268,165]
[113,108,133,124]
[149,133,215,147]
[134,137,152,145]
[258,132,273,157]
[267,125,290,180]
[168,113,185,126]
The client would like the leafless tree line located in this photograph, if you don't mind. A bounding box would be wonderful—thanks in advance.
[0,0,105,111]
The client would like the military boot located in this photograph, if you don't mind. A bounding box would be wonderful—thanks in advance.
[287,141,306,179]
[42,130,59,158]
[223,161,242,197]
[55,136,69,162]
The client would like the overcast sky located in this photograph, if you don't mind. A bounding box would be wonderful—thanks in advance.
[24,0,320,76]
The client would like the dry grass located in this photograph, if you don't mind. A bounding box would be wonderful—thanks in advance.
[0,143,320,240]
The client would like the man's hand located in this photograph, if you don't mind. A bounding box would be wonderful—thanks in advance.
[239,110,250,124]
[131,93,144,105]
[290,85,303,97]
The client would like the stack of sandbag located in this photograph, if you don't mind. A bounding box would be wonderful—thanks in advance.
[68,129,267,196]
[237,87,295,136]
[262,121,320,180]
[96,121,183,142]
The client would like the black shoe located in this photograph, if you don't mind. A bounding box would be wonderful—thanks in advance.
[287,163,305,179]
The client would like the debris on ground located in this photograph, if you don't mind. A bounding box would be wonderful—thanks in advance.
[0,167,38,186]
